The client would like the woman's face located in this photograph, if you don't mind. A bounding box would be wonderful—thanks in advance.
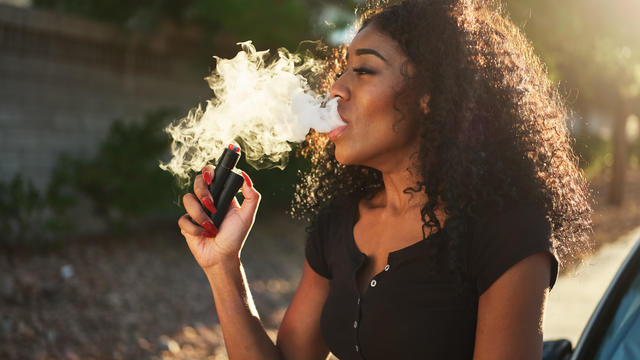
[329,25,423,171]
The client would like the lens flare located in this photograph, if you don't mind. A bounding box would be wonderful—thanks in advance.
[160,41,345,181]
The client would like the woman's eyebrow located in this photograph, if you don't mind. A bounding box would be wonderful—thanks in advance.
[346,48,389,63]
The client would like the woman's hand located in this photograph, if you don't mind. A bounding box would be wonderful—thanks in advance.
[178,165,260,272]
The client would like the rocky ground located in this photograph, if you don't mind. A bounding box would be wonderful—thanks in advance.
[2,169,640,360]
[1,214,307,360]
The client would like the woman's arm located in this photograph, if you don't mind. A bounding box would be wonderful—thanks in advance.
[277,260,331,359]
[206,257,282,359]
[473,252,552,359]
[205,258,330,360]
[179,167,330,359]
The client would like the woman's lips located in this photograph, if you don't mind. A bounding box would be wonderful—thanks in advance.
[328,125,347,141]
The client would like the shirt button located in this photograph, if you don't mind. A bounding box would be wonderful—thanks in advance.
[370,279,377,287]
[355,345,359,352]
[353,320,358,328]
[384,264,390,271]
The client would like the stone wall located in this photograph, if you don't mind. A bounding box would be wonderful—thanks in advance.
[0,4,212,189]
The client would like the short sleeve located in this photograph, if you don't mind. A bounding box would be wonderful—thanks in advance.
[305,208,333,279]
[471,203,559,296]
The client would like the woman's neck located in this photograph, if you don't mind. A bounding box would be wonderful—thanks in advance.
[365,149,426,216]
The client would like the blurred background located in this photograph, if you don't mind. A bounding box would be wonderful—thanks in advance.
[0,0,639,359]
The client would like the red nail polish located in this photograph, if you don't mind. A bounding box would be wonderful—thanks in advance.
[202,220,218,236]
[241,171,252,188]
[202,197,217,214]
[203,171,212,186]
[202,230,214,238]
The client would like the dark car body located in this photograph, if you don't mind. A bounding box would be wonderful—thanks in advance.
[543,234,640,360]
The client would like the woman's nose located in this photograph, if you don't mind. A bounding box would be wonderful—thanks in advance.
[329,72,350,101]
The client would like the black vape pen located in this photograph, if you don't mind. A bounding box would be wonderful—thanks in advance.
[204,144,245,228]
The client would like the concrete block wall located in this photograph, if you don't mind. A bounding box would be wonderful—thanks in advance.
[0,4,213,190]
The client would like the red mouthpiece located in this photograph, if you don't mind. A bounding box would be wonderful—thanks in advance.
[228,144,241,153]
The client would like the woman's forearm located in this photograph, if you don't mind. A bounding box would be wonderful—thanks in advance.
[205,257,282,360]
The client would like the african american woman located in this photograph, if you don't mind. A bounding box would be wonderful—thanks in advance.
[178,0,593,358]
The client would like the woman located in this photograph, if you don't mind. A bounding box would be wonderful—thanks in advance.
[178,0,593,358]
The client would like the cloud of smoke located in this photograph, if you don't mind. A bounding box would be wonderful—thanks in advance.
[160,41,345,182]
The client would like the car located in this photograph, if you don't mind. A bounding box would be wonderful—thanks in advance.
[543,234,640,359]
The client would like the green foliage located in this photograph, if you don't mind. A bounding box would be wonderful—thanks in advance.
[0,109,186,250]
[32,0,361,51]
[187,0,310,49]
[0,175,46,248]
[572,129,640,180]
[572,131,611,179]
[31,0,347,50]
[505,0,640,112]
[49,109,183,229]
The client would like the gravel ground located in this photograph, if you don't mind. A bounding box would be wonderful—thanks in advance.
[1,215,307,360]
[2,169,639,359]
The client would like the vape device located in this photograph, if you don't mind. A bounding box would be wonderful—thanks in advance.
[205,144,245,228]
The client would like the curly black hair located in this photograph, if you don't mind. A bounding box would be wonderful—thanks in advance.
[292,0,593,284]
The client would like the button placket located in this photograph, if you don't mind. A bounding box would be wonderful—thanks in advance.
[354,283,362,357]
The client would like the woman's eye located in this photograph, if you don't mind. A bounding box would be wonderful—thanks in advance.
[353,67,374,75]
[334,67,374,80]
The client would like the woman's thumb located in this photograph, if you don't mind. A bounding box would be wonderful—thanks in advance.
[238,171,260,220]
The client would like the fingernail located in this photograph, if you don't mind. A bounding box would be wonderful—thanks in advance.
[202,220,218,236]
[203,230,214,238]
[241,171,252,188]
[203,171,212,186]
[202,197,217,214]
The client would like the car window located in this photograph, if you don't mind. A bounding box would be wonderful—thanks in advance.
[593,271,640,359]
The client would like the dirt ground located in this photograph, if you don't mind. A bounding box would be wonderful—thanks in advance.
[2,169,640,360]
[586,169,640,256]
[1,214,308,360]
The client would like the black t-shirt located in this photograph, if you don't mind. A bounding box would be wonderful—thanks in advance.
[305,196,558,359]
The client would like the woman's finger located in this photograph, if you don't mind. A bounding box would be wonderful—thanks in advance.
[182,193,219,235]
[194,173,216,214]
[202,165,215,185]
[237,171,261,223]
[229,196,241,210]
[178,214,210,237]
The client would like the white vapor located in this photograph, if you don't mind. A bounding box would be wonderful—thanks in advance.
[160,41,345,181]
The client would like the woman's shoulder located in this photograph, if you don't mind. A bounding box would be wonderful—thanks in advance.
[469,199,551,251]
[304,195,359,279]
[467,197,546,227]
[308,195,359,233]
[468,199,557,295]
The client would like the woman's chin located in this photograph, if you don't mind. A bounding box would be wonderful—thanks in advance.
[334,147,364,167]
[334,153,349,165]
[333,147,352,165]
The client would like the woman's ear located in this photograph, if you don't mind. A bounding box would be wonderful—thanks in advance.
[419,94,430,115]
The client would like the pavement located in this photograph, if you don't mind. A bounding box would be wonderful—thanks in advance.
[543,225,640,344]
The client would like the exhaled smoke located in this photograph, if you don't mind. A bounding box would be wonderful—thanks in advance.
[160,41,345,181]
